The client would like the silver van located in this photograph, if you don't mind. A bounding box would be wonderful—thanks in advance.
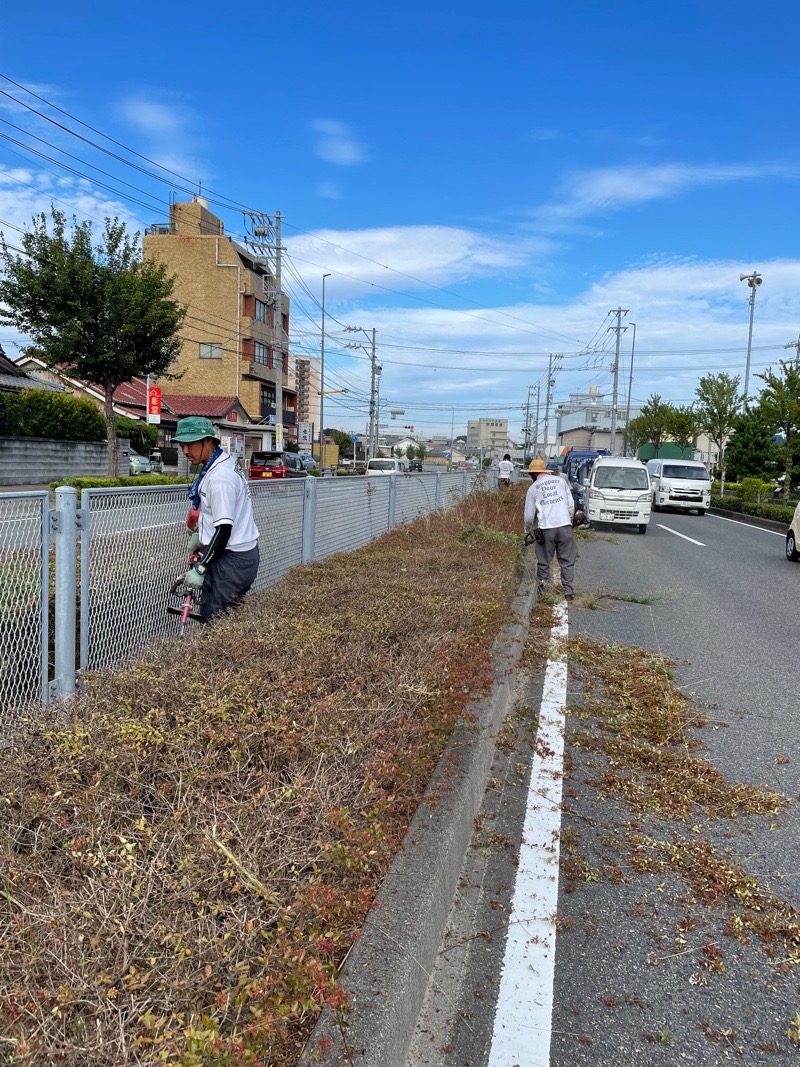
[647,459,711,516]
[585,457,651,533]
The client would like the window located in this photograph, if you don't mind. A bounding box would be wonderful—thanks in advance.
[200,342,222,359]
[254,342,273,367]
[254,298,269,323]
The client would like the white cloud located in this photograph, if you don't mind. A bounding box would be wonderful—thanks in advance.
[316,182,341,199]
[286,224,550,294]
[116,95,201,180]
[309,120,367,166]
[534,162,796,228]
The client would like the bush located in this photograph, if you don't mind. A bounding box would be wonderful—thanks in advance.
[738,476,774,503]
[115,416,158,453]
[50,475,191,491]
[711,494,794,524]
[0,389,106,441]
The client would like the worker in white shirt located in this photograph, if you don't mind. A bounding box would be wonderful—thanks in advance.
[523,457,576,601]
[498,453,514,487]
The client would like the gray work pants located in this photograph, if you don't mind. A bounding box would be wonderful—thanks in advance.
[535,525,576,595]
[201,545,260,621]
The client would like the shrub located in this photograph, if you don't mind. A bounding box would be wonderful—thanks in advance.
[1,389,106,441]
[115,415,158,453]
[712,494,794,524]
[49,475,191,490]
[737,476,774,503]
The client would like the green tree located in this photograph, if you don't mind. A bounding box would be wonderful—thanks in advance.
[0,208,186,474]
[694,372,742,494]
[724,405,781,482]
[637,394,673,455]
[328,429,353,456]
[624,415,650,458]
[665,405,702,454]
[416,443,427,461]
[115,416,158,454]
[756,361,800,502]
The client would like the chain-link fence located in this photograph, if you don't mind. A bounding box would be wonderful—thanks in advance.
[1,470,495,717]
[0,491,49,720]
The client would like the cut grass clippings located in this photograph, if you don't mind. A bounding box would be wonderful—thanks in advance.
[0,486,528,1066]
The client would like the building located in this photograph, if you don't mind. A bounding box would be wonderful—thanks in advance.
[143,198,297,453]
[555,386,641,454]
[289,355,320,453]
[466,418,509,452]
[1,347,63,394]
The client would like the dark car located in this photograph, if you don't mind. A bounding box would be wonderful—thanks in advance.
[248,451,308,479]
[408,460,423,472]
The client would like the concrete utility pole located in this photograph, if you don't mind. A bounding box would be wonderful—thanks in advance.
[608,307,629,454]
[318,273,331,464]
[783,333,800,366]
[740,271,763,403]
[522,387,533,460]
[542,354,562,460]
[623,322,637,456]
[534,382,541,457]
[367,329,378,460]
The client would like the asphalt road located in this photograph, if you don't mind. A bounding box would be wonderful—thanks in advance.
[409,511,800,1067]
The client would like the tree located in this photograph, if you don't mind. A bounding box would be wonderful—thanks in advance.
[624,415,650,458]
[724,405,781,482]
[756,362,800,502]
[665,405,702,454]
[636,394,673,455]
[328,429,353,456]
[0,208,186,474]
[416,443,427,461]
[694,372,742,494]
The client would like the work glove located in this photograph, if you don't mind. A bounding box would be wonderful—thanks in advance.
[187,532,201,554]
[180,565,206,591]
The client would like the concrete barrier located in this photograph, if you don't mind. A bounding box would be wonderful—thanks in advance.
[301,556,538,1067]
[0,436,129,483]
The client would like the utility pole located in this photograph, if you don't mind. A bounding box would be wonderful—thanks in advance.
[534,382,541,457]
[522,388,533,460]
[542,354,562,460]
[623,322,637,456]
[367,328,378,460]
[318,273,331,466]
[783,333,800,366]
[739,271,763,403]
[608,307,629,454]
[243,210,286,450]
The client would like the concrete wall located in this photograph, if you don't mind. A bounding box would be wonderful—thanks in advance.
[0,436,129,484]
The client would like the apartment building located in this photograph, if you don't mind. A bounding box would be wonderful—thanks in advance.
[289,355,321,451]
[466,417,509,452]
[143,198,297,451]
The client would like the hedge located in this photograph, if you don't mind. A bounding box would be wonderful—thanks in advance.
[711,494,795,524]
[0,389,106,441]
[50,475,192,491]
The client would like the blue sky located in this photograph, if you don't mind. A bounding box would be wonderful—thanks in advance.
[2,0,800,437]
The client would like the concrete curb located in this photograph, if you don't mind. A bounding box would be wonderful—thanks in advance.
[301,557,539,1066]
[708,506,790,533]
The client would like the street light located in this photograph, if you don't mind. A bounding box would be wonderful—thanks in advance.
[318,273,331,466]
[740,271,763,403]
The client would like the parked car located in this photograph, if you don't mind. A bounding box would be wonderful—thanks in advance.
[149,449,163,473]
[408,460,423,472]
[584,456,651,534]
[128,450,152,476]
[248,451,308,479]
[786,502,800,561]
[299,454,319,473]
[366,458,407,475]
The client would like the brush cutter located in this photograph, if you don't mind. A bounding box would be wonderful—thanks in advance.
[168,549,205,636]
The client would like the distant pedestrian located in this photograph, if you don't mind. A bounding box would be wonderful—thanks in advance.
[524,457,576,601]
[174,416,260,621]
[498,453,514,487]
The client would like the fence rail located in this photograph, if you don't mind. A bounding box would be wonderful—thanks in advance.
[0,471,493,720]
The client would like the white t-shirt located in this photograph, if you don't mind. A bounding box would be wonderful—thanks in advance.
[524,473,575,529]
[498,459,514,479]
[198,453,259,551]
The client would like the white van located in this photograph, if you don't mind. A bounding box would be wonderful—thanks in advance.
[366,458,407,476]
[584,457,652,534]
[647,459,711,516]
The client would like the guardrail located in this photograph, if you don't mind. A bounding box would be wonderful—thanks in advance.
[0,471,492,720]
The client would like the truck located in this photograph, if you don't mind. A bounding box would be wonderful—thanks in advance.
[561,448,611,508]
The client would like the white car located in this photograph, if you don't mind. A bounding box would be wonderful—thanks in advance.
[366,458,407,475]
[584,457,652,534]
[786,502,800,561]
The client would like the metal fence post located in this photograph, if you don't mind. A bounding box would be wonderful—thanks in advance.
[51,486,78,702]
[435,473,443,510]
[301,475,318,564]
[388,472,398,529]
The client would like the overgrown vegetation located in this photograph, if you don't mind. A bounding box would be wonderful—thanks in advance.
[0,388,106,441]
[49,475,192,491]
[0,487,526,1066]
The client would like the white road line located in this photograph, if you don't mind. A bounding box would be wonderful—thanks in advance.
[710,514,785,537]
[656,524,706,546]
[487,601,568,1067]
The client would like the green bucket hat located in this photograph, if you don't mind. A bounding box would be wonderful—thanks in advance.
[174,416,219,443]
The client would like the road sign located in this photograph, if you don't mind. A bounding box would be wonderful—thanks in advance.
[444,451,451,459]
[352,435,359,443]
